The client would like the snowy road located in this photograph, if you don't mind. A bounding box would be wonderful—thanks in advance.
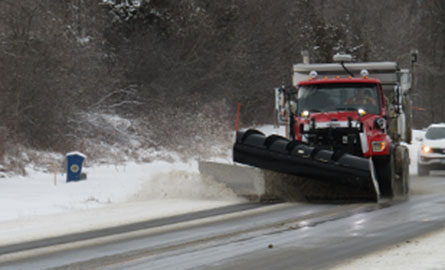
[2,175,445,270]
[0,203,264,256]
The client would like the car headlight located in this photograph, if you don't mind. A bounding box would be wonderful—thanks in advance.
[422,145,432,153]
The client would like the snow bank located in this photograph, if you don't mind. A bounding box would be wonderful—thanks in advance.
[0,157,246,244]
[0,159,243,223]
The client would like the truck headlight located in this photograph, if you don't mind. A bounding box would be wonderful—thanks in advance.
[422,145,432,153]
[372,141,386,152]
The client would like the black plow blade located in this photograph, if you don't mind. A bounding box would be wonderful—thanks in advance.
[233,129,380,202]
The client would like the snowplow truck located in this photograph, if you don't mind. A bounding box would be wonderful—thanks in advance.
[233,54,413,201]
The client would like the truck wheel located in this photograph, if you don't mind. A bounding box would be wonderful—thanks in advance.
[417,164,429,177]
[374,152,396,198]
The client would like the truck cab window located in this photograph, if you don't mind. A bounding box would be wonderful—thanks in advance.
[297,84,380,115]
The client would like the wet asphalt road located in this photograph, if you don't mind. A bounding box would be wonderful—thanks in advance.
[1,174,445,270]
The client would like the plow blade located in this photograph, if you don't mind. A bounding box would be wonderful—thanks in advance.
[233,129,380,201]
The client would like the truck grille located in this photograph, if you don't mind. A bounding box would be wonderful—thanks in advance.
[304,127,363,155]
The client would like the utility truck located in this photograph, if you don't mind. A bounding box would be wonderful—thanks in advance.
[233,53,415,201]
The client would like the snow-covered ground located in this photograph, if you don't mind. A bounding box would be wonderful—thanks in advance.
[0,157,245,245]
[0,160,242,222]
[2,126,441,269]
[333,227,445,270]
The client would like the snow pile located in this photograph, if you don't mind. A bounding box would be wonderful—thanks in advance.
[131,170,239,201]
[0,159,242,223]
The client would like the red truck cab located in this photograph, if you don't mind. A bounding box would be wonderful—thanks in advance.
[292,76,391,158]
[234,57,413,199]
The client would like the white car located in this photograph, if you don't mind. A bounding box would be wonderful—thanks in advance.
[418,124,445,176]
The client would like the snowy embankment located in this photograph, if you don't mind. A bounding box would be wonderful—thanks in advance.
[0,155,244,245]
[0,160,240,222]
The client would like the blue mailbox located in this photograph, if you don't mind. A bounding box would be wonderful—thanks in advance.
[66,151,87,182]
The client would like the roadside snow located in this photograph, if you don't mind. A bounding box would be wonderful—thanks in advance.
[0,160,241,222]
[333,227,445,270]
[0,158,244,245]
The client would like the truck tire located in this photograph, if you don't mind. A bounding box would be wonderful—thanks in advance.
[374,150,396,198]
[417,164,429,177]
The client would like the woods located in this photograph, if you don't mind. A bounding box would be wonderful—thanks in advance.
[0,0,444,162]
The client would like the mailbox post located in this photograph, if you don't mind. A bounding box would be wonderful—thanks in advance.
[66,151,86,182]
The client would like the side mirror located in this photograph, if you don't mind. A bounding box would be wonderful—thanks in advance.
[289,101,297,114]
[415,137,423,142]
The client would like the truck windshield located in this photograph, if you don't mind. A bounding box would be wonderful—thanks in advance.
[297,83,380,115]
